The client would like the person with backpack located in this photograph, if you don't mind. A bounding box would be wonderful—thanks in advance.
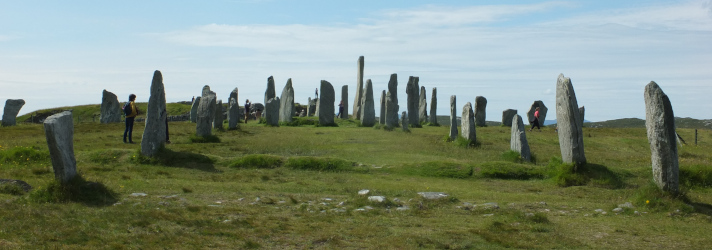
[244,99,251,123]
[123,94,138,143]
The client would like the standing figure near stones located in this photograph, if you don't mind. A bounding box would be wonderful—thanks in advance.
[244,100,251,123]
[123,94,138,143]
[529,107,541,132]
[337,101,344,118]
[315,88,319,100]
[527,101,548,127]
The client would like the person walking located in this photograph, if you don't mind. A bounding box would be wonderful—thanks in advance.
[336,100,344,118]
[315,88,319,99]
[244,99,251,123]
[529,107,541,132]
[124,94,138,143]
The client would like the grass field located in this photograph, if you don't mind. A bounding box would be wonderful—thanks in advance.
[1,106,712,249]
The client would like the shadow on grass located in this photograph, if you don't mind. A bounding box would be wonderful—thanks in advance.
[29,175,118,207]
[549,158,627,189]
[135,147,219,172]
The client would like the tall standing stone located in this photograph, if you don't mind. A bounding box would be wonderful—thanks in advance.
[353,56,364,120]
[379,90,386,125]
[196,93,216,137]
[2,99,25,127]
[279,79,295,123]
[265,97,280,126]
[360,79,375,127]
[474,96,487,127]
[43,111,77,184]
[511,115,531,162]
[228,98,239,129]
[429,88,438,125]
[340,85,348,119]
[556,74,586,166]
[141,70,167,157]
[213,100,224,129]
[461,102,476,142]
[100,90,121,123]
[264,76,276,106]
[406,76,420,127]
[644,81,679,193]
[502,109,517,127]
[318,80,335,126]
[385,74,399,128]
[527,101,548,126]
[419,86,428,124]
[190,96,201,123]
[449,96,458,140]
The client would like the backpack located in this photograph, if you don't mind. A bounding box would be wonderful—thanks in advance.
[123,102,132,116]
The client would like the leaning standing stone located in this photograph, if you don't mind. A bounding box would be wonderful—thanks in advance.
[385,74,399,128]
[353,56,364,120]
[228,98,239,129]
[264,76,276,105]
[644,81,679,193]
[340,85,348,119]
[196,94,216,137]
[527,101,548,127]
[360,79,375,127]
[379,90,386,125]
[474,96,487,127]
[449,95,458,140]
[406,76,420,127]
[100,90,121,123]
[190,96,201,123]
[266,97,280,126]
[318,80,335,126]
[461,102,476,142]
[556,74,586,165]
[141,70,167,157]
[502,109,517,127]
[419,86,428,124]
[43,111,78,184]
[511,115,531,162]
[279,79,295,123]
[2,99,25,127]
[429,88,438,125]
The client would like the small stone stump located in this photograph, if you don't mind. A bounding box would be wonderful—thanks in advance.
[43,111,77,183]
[511,115,531,162]
[100,89,121,123]
[644,81,679,193]
[2,99,25,127]
[502,109,517,127]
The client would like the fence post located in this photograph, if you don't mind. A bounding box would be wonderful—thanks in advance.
[695,129,698,146]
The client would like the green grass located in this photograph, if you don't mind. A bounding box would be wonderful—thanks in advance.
[228,154,284,169]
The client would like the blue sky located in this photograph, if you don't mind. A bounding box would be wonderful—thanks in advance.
[1,0,710,122]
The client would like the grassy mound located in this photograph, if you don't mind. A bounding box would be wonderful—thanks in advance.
[28,176,117,206]
[477,161,546,180]
[228,154,284,169]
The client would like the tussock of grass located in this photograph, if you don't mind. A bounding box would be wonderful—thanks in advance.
[501,150,522,163]
[454,136,476,148]
[188,134,221,143]
[28,176,117,206]
[680,165,712,188]
[280,117,318,127]
[283,156,354,172]
[228,154,284,169]
[0,183,26,195]
[632,182,692,213]
[133,147,216,171]
[477,161,546,180]
[547,157,625,188]
[396,161,473,179]
[0,146,49,166]
[471,209,581,248]
[87,149,132,164]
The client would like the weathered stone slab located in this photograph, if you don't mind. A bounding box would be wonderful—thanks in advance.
[264,76,276,105]
[406,76,420,127]
[360,79,375,127]
[340,85,348,119]
[318,80,335,126]
[527,101,548,127]
[2,99,25,127]
[644,81,679,193]
[511,115,531,162]
[265,97,280,126]
[279,79,294,123]
[100,89,121,123]
[43,111,77,183]
[196,93,216,137]
[307,97,317,117]
[228,97,239,129]
[419,86,428,124]
[461,102,476,142]
[213,99,224,130]
[190,96,201,123]
[385,74,399,128]
[353,56,364,120]
[141,70,167,157]
[474,96,487,127]
[379,90,386,125]
[502,109,517,127]
[429,88,438,125]
[449,95,458,140]
[417,192,448,200]
[555,74,586,165]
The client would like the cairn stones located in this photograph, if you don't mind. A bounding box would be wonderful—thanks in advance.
[340,85,348,119]
[461,102,476,142]
[265,97,280,126]
[511,115,531,162]
[379,90,386,125]
[449,96,458,140]
[228,98,239,129]
[190,96,201,123]
[43,111,78,183]
[318,80,335,126]
[644,81,679,193]
[419,86,428,124]
[196,92,216,137]
[527,101,548,126]
[2,99,25,127]
[401,111,409,132]
[385,74,399,128]
[213,99,224,129]
[353,56,364,120]
[474,96,487,127]
[264,76,276,105]
[279,79,295,123]
[360,79,375,127]
[406,76,420,127]
[429,88,438,125]
[556,74,586,165]
[100,90,121,123]
[502,109,517,127]
[141,70,167,157]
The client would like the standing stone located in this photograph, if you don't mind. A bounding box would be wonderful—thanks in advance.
[379,90,386,125]
[353,56,364,120]
[307,97,317,116]
[385,74,399,128]
[502,109,517,127]
[511,115,531,162]
[340,85,348,119]
[279,79,295,123]
[196,93,216,137]
[461,102,476,142]
[401,112,409,132]
[190,96,201,123]
[579,106,585,127]
[318,80,335,126]
[406,76,420,127]
[213,100,224,129]
[474,96,487,127]
[419,86,428,124]
[100,90,121,123]
[449,96,458,140]
[556,74,586,166]
[43,111,77,184]
[527,101,548,127]
[202,85,212,97]
[360,79,375,127]
[429,88,438,125]
[264,76,276,106]
[644,81,679,193]
[228,98,239,129]
[141,70,167,157]
[229,88,238,105]
[265,97,280,126]
[2,99,25,127]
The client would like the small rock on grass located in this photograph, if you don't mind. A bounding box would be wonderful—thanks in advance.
[368,196,386,203]
[417,192,448,200]
[358,189,370,195]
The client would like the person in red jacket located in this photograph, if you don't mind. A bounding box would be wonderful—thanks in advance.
[529,107,541,132]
